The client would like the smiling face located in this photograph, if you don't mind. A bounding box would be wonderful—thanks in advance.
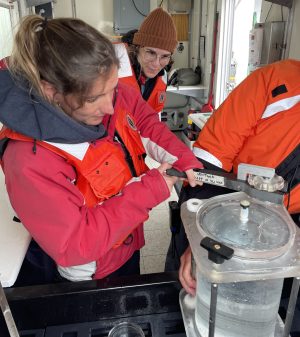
[137,47,172,78]
[55,65,119,126]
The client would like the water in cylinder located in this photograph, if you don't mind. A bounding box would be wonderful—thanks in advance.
[195,274,283,337]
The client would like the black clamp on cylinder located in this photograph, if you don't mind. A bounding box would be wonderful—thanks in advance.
[200,237,234,264]
[168,201,181,234]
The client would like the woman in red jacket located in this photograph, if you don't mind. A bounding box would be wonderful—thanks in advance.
[0,15,202,285]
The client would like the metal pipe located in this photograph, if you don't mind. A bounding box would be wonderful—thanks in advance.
[0,3,10,9]
[191,256,196,279]
[71,0,76,18]
[208,282,218,337]
[282,0,295,60]
[283,277,300,337]
[0,281,20,337]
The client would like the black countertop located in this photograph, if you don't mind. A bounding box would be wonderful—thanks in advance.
[0,272,186,337]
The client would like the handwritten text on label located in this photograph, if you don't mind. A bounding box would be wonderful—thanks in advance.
[195,173,225,186]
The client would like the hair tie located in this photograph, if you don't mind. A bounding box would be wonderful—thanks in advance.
[41,17,48,30]
[35,17,48,32]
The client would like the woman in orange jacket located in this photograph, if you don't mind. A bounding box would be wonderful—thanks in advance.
[165,59,300,296]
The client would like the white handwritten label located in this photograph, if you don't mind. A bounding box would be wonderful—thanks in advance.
[195,173,225,186]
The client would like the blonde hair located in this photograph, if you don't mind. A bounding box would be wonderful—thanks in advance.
[9,15,119,104]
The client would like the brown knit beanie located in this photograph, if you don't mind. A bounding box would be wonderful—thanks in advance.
[133,7,178,53]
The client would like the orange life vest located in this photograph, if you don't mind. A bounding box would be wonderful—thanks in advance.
[0,109,148,209]
[119,69,167,114]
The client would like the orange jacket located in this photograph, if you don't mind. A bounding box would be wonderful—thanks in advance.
[194,59,300,213]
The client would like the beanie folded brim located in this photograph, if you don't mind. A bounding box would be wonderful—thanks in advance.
[133,32,177,53]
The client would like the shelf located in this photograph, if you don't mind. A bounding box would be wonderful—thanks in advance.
[167,84,207,99]
[189,112,212,129]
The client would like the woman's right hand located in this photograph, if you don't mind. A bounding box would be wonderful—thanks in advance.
[157,162,179,193]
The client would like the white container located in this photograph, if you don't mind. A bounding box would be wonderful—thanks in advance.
[108,322,144,337]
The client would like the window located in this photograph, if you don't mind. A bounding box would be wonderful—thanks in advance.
[0,1,19,60]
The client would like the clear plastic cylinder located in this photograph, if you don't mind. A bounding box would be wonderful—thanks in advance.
[195,272,283,337]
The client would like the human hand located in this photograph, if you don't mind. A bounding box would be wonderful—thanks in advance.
[184,168,203,187]
[164,168,203,188]
[179,246,196,296]
[157,162,179,193]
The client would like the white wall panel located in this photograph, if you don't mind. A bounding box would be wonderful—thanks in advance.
[288,0,300,59]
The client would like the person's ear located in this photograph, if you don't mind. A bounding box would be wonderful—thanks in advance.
[40,80,58,102]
